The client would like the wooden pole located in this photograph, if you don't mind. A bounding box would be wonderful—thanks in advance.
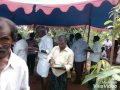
[110,4,118,65]
[110,37,115,65]
[87,25,91,44]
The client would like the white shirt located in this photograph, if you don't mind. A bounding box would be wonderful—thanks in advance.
[0,52,30,90]
[103,40,112,49]
[13,39,28,62]
[101,50,107,58]
[48,46,74,77]
[72,38,88,62]
[90,41,101,62]
[38,35,53,59]
[37,35,53,77]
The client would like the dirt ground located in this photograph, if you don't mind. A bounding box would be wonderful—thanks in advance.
[29,74,91,90]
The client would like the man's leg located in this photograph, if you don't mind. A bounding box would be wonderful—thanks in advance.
[79,61,85,83]
[74,62,81,84]
[40,77,48,90]
[74,61,85,84]
[30,54,36,75]
[89,61,97,88]
[27,55,31,75]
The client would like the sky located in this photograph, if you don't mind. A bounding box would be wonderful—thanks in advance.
[10,0,97,4]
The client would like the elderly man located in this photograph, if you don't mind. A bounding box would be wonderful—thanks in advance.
[0,17,29,90]
[48,35,74,90]
[36,26,53,90]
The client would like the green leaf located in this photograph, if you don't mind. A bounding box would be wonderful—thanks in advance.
[96,69,120,80]
[112,74,120,81]
[97,61,102,73]
[117,18,120,22]
[91,64,96,68]
[82,73,98,84]
[104,20,113,25]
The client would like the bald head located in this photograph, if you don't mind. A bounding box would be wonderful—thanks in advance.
[58,35,67,50]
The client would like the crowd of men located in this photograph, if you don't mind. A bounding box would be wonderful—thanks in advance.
[0,17,120,90]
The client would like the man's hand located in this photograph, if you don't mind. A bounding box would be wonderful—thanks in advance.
[49,59,55,67]
[41,50,47,54]
[86,47,94,53]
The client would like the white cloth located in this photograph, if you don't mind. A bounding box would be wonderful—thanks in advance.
[13,39,28,62]
[0,52,30,90]
[116,48,120,64]
[72,38,88,62]
[103,40,112,49]
[90,41,101,62]
[101,50,107,59]
[37,35,53,77]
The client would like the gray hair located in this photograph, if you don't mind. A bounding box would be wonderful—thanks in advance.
[0,17,17,41]
[58,35,67,42]
[36,26,46,34]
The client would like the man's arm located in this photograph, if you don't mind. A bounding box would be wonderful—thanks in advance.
[64,51,74,71]
[40,38,53,54]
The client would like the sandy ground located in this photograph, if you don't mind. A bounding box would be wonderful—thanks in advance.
[29,73,91,90]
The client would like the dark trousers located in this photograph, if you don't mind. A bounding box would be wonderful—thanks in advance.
[74,61,85,83]
[89,61,97,88]
[27,54,36,75]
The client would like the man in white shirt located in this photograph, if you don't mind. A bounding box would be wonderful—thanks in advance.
[48,35,74,90]
[72,33,88,84]
[0,17,29,90]
[103,38,112,49]
[36,26,53,90]
[13,33,28,62]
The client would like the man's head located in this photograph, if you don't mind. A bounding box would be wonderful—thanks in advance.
[93,36,100,43]
[106,38,109,42]
[36,26,46,38]
[58,35,67,50]
[69,34,74,41]
[29,32,35,39]
[0,17,17,59]
[16,33,22,41]
[75,33,82,40]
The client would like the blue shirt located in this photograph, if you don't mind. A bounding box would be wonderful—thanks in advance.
[72,39,88,62]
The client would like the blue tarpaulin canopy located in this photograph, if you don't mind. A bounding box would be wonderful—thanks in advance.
[0,0,119,28]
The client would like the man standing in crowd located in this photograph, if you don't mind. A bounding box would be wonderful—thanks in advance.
[90,36,101,66]
[13,33,28,62]
[0,17,29,90]
[72,33,88,84]
[36,26,53,90]
[48,35,74,90]
[89,36,101,88]
[103,38,112,49]
[27,32,38,75]
[103,38,112,59]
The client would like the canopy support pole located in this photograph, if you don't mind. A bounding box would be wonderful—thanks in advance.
[87,5,92,44]
[109,1,119,65]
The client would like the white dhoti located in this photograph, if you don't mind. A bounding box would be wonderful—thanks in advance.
[37,58,50,77]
